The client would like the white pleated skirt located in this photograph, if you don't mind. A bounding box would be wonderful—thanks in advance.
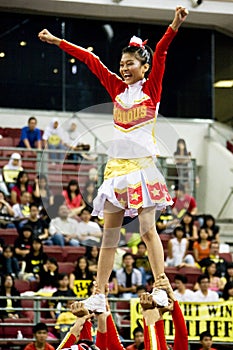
[92,156,173,218]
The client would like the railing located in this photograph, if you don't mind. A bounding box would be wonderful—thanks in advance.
[0,146,197,197]
[0,296,233,350]
[0,296,131,349]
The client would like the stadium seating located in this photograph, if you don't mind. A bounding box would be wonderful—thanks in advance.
[58,262,75,274]
[14,279,31,294]
[165,266,201,285]
[0,228,18,245]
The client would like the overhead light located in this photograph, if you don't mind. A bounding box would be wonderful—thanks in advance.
[69,58,75,63]
[53,68,59,74]
[0,52,5,58]
[214,80,233,88]
[20,41,27,46]
[87,46,93,52]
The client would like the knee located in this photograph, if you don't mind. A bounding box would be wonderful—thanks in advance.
[140,228,155,243]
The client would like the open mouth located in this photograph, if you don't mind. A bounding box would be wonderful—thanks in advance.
[123,73,132,80]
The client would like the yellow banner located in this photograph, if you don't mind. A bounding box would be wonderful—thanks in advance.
[130,299,233,342]
[73,279,92,298]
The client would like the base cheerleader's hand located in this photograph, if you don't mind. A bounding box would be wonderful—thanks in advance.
[38,29,61,46]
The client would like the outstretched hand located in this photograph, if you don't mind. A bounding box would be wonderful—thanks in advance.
[153,273,176,301]
[69,312,94,338]
[170,6,189,31]
[70,301,89,317]
[38,29,61,46]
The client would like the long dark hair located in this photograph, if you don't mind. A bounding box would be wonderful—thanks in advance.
[16,170,29,188]
[66,179,81,202]
[203,260,217,278]
[74,256,92,279]
[174,138,189,156]
[0,274,18,294]
[180,211,195,232]
[222,281,233,301]
[121,44,153,79]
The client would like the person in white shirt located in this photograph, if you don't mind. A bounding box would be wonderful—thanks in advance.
[193,275,219,302]
[48,205,80,246]
[173,274,195,302]
[77,208,102,247]
[116,252,142,299]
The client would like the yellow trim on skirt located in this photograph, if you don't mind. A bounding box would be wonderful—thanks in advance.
[104,157,154,180]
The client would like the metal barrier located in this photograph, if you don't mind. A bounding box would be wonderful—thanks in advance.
[0,147,197,196]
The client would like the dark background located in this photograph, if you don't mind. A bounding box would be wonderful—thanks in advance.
[0,12,214,118]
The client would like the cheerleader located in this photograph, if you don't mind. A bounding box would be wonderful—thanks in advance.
[39,6,188,312]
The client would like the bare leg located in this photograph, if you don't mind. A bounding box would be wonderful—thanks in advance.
[96,201,124,294]
[138,207,164,281]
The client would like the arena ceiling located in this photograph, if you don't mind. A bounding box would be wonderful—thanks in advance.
[0,0,233,37]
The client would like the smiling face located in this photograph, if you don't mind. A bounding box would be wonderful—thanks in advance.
[119,53,149,85]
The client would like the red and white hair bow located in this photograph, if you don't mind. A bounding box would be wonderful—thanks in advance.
[128,35,148,48]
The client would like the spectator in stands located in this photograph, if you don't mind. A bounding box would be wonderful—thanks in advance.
[2,152,23,190]
[69,256,94,291]
[33,174,54,210]
[14,224,33,262]
[12,191,31,229]
[171,183,197,218]
[64,118,94,162]
[174,138,192,192]
[202,214,220,242]
[77,208,102,247]
[0,190,15,228]
[24,203,49,243]
[11,171,33,204]
[44,194,65,224]
[55,299,77,340]
[0,245,20,278]
[173,274,195,302]
[156,207,178,234]
[193,274,219,302]
[180,211,198,249]
[193,227,211,264]
[49,273,76,320]
[224,262,233,284]
[134,241,152,285]
[18,117,42,150]
[0,274,21,319]
[82,180,98,213]
[199,331,217,350]
[166,226,195,268]
[62,179,86,217]
[88,167,98,185]
[116,252,142,299]
[85,245,99,275]
[24,322,55,350]
[22,238,48,282]
[38,256,59,290]
[126,326,144,350]
[201,260,225,295]
[221,281,233,301]
[42,117,67,162]
[199,240,228,277]
[48,204,80,246]
[108,270,119,297]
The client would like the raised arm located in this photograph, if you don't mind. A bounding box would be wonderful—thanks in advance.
[146,6,188,104]
[57,302,94,349]
[38,29,124,100]
[154,273,188,350]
